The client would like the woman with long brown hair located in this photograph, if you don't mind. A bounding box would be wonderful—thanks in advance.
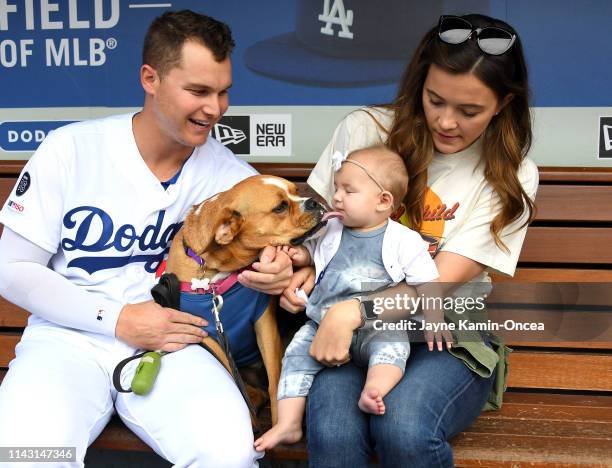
[282,14,538,467]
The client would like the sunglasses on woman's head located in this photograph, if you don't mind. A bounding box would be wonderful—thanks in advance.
[438,15,516,56]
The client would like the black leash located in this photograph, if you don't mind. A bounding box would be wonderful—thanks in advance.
[209,292,260,430]
[112,273,259,431]
[112,351,149,393]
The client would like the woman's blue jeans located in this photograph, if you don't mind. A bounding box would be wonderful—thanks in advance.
[306,343,495,468]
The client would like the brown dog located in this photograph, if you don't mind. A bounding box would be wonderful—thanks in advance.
[164,175,325,424]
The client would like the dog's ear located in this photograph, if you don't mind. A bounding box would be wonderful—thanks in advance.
[214,208,244,245]
[183,198,244,254]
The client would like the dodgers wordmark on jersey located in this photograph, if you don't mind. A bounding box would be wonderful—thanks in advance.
[0,114,256,336]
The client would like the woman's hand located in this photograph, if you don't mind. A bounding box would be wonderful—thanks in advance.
[423,308,453,351]
[417,280,453,351]
[280,266,316,313]
[116,301,208,352]
[310,299,362,366]
[238,245,293,295]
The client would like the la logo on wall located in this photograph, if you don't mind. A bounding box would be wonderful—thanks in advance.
[599,117,612,159]
[319,0,354,39]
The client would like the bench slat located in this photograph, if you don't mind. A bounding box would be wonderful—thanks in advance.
[0,333,20,367]
[520,227,612,264]
[4,162,611,182]
[0,299,29,327]
[502,392,612,408]
[493,268,612,282]
[482,402,612,423]
[507,351,612,391]
[465,416,611,439]
[535,185,612,222]
[0,178,15,203]
[487,282,611,306]
[505,341,612,349]
[485,308,612,349]
[452,432,612,467]
[538,167,612,183]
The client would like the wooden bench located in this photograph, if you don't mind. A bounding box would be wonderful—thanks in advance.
[1,162,611,467]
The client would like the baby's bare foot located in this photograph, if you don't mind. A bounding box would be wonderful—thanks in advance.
[254,423,303,452]
[358,388,386,415]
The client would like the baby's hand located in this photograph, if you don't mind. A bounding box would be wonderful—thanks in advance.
[423,309,453,352]
[281,245,311,267]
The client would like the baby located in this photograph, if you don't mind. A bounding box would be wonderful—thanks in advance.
[255,145,448,451]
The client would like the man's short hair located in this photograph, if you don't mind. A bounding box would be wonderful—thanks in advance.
[142,10,235,78]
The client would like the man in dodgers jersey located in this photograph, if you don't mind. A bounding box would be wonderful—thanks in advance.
[0,10,293,467]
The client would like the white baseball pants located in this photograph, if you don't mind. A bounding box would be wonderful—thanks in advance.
[0,325,262,467]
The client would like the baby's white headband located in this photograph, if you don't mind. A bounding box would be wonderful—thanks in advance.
[331,151,386,192]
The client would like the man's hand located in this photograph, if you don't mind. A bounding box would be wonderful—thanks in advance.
[238,245,293,295]
[310,299,361,366]
[115,301,208,352]
[280,266,316,313]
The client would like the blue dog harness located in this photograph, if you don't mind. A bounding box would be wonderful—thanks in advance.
[180,284,269,367]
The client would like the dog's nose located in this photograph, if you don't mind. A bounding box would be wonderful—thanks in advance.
[304,198,321,212]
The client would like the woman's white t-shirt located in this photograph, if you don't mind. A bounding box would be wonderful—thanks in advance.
[308,107,539,281]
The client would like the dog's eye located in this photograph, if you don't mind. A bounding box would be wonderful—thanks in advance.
[273,200,289,214]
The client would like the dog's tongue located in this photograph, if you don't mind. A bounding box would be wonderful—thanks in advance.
[322,211,344,222]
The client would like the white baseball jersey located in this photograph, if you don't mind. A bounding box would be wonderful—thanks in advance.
[0,113,256,338]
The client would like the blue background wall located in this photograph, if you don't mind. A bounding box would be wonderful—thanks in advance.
[1,0,611,164]
[2,0,611,107]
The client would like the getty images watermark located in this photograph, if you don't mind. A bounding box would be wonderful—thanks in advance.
[365,282,612,343]
[370,292,546,333]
